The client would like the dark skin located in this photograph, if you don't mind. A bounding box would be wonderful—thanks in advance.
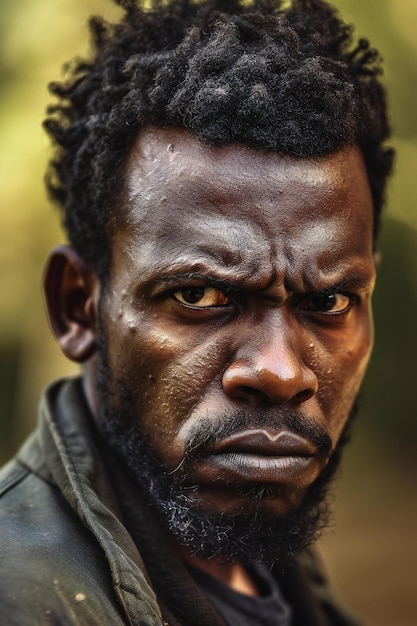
[44,127,376,595]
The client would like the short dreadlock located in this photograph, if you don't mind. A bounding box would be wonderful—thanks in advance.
[44,0,394,278]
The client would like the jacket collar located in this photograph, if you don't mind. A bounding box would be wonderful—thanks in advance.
[18,377,164,626]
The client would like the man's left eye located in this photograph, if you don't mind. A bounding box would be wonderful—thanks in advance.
[304,292,353,314]
[172,286,231,308]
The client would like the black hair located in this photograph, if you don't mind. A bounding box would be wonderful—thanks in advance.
[44,0,394,278]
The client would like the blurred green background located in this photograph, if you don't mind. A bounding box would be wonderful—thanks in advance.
[0,1,416,624]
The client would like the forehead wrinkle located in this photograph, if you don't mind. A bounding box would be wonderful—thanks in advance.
[282,251,376,295]
[117,205,278,288]
[124,132,329,220]
[120,130,374,296]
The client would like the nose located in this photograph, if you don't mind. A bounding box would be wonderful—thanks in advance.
[222,317,318,405]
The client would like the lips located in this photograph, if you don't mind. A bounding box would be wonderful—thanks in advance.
[194,428,325,487]
[213,429,317,457]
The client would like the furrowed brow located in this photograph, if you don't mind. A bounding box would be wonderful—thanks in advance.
[304,268,376,295]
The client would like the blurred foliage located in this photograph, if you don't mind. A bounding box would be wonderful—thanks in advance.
[0,0,416,455]
[0,1,415,624]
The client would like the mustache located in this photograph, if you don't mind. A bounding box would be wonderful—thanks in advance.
[183,407,333,460]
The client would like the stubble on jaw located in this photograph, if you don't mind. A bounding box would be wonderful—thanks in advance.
[94,332,357,569]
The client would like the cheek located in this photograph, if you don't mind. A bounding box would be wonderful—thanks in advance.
[313,313,374,439]
[108,315,230,449]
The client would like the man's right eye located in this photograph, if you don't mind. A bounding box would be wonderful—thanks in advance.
[172,286,231,308]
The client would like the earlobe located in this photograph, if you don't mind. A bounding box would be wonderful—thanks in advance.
[43,245,100,363]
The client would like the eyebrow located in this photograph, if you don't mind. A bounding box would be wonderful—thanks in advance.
[148,271,242,295]
[145,262,376,301]
[297,267,376,295]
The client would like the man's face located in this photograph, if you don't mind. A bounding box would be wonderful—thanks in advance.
[95,128,375,554]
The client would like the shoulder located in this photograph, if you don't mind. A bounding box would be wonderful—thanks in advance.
[0,458,127,625]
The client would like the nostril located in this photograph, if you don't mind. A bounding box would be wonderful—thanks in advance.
[238,386,264,399]
[293,388,315,403]
[238,386,314,404]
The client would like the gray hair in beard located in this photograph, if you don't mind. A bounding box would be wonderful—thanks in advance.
[96,333,356,568]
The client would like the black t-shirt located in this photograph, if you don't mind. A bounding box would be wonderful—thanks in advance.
[188,564,293,626]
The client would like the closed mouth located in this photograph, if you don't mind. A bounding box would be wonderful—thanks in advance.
[192,428,326,487]
[212,428,318,457]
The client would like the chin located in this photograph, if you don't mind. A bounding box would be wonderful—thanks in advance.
[96,337,359,566]
[192,481,310,519]
[102,417,344,567]
[153,480,331,567]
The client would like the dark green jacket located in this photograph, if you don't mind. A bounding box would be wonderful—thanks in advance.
[0,378,362,625]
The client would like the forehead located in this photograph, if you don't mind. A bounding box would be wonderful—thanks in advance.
[125,127,370,207]
[116,127,373,285]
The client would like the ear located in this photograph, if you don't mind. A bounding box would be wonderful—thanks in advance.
[43,245,100,363]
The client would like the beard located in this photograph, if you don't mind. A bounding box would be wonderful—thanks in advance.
[95,333,356,569]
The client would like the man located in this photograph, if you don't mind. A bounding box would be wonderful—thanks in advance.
[0,0,394,624]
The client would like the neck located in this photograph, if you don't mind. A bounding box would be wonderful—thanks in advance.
[180,551,260,596]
